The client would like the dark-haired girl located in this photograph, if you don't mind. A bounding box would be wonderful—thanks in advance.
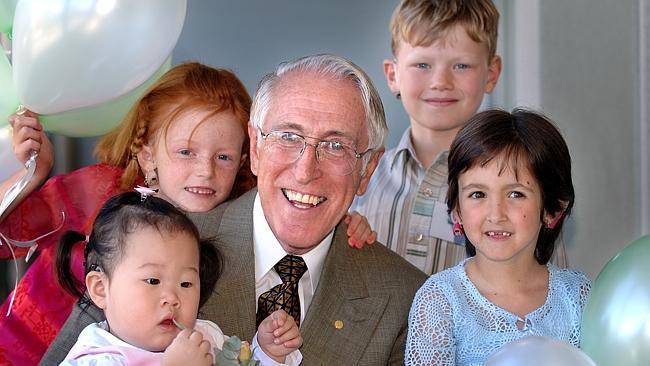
[405,109,591,366]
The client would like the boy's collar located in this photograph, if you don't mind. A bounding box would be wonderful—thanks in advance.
[390,128,449,171]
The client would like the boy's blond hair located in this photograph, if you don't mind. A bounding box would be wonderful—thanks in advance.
[390,0,499,61]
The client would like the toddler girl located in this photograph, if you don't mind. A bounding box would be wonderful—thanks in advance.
[57,191,302,365]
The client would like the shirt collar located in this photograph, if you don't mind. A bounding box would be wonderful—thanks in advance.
[389,127,416,170]
[389,127,450,171]
[252,193,333,290]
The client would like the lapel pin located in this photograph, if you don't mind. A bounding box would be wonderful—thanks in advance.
[334,320,344,329]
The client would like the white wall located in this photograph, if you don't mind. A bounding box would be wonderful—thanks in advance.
[173,0,409,148]
[641,0,650,233]
[498,0,644,278]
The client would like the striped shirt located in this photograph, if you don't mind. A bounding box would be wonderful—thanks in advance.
[351,128,466,275]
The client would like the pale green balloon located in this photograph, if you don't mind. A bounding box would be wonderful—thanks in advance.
[581,235,650,366]
[0,0,17,37]
[39,56,171,137]
[13,0,186,114]
[0,47,18,127]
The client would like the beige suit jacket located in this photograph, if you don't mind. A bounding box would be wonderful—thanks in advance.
[192,189,427,365]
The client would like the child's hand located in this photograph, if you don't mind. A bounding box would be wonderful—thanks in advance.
[344,211,377,249]
[257,309,303,363]
[163,329,213,366]
[8,110,53,179]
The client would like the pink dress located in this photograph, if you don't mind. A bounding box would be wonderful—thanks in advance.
[62,320,302,366]
[0,164,130,365]
[62,320,226,365]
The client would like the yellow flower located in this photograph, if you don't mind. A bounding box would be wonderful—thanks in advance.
[239,341,252,361]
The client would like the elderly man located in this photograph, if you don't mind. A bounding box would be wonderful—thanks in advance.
[40,54,426,365]
[194,54,426,364]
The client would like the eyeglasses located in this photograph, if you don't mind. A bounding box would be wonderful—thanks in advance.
[258,129,372,176]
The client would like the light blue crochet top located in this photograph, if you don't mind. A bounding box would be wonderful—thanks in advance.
[405,258,591,366]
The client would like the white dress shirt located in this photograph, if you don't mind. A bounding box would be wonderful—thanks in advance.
[253,193,333,325]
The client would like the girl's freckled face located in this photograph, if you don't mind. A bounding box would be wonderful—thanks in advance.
[152,110,245,212]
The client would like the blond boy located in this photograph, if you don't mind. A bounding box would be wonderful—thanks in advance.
[351,0,501,275]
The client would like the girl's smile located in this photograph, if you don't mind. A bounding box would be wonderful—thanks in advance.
[456,154,550,264]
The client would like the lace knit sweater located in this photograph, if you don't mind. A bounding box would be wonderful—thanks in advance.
[405,258,591,366]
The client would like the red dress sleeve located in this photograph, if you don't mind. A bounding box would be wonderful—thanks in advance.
[0,164,126,258]
[0,163,130,365]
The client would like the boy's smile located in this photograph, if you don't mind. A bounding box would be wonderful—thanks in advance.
[385,23,501,142]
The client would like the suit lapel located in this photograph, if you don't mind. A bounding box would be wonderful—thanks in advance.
[199,192,391,361]
[199,190,257,342]
[301,222,390,364]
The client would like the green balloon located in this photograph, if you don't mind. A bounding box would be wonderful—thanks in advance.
[0,48,19,127]
[581,235,650,365]
[40,56,171,137]
[0,0,17,37]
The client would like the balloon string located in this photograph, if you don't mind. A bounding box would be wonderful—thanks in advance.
[0,211,65,317]
[0,150,37,217]
[0,149,67,317]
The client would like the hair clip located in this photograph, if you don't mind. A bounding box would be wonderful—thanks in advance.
[88,263,103,273]
[134,185,158,202]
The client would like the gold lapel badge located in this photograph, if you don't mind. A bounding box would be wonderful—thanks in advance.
[334,320,344,330]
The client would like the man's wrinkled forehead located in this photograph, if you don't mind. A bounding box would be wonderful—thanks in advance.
[269,71,363,118]
[274,69,353,96]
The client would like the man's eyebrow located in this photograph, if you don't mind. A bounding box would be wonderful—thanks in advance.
[269,121,303,131]
[271,121,356,142]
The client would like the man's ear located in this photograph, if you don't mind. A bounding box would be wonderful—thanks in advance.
[484,55,502,94]
[383,59,400,95]
[136,144,156,173]
[356,148,384,196]
[544,200,569,229]
[248,123,259,177]
[86,271,108,310]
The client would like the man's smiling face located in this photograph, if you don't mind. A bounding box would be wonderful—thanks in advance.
[249,71,378,254]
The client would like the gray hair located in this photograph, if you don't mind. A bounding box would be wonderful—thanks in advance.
[250,54,388,168]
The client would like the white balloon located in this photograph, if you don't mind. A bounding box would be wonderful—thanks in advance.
[12,0,186,114]
[484,336,596,366]
[0,124,23,181]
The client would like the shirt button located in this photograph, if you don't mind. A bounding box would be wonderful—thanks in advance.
[422,188,433,197]
[416,233,424,242]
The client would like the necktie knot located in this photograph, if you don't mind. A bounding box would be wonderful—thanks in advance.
[274,254,307,283]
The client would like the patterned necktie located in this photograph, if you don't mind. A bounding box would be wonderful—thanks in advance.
[256,255,308,327]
